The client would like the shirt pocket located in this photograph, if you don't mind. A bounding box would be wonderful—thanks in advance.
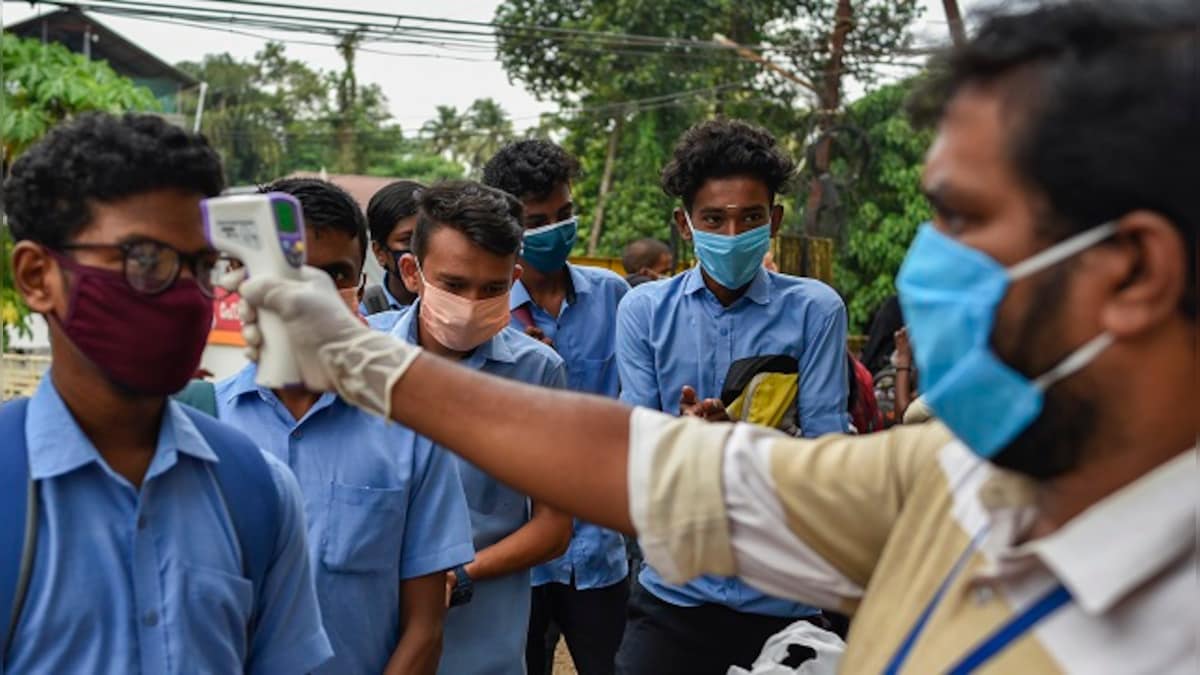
[568,355,615,393]
[322,482,408,574]
[178,564,254,667]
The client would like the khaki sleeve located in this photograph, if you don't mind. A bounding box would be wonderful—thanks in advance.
[628,407,951,610]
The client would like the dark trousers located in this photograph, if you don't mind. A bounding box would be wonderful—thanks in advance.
[615,579,827,675]
[526,579,630,675]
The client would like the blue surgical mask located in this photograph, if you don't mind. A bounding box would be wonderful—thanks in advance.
[686,212,772,290]
[896,222,1118,459]
[521,217,577,273]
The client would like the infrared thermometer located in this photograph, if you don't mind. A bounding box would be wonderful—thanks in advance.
[201,192,306,388]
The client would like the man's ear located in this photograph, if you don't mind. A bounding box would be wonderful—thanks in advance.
[673,207,693,242]
[512,262,524,286]
[12,242,63,315]
[769,204,784,238]
[399,253,422,294]
[1097,210,1190,338]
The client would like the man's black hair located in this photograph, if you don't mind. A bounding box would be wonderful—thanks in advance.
[260,178,367,265]
[411,180,524,262]
[3,112,225,247]
[481,139,581,202]
[367,180,425,246]
[622,238,671,274]
[912,0,1197,316]
[660,118,796,211]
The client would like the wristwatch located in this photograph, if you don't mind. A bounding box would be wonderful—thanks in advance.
[449,565,473,607]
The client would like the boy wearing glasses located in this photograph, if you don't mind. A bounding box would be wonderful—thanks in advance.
[215,178,474,675]
[1,113,331,673]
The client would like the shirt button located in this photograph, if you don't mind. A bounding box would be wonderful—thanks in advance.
[291,430,303,440]
[137,515,147,530]
[143,611,159,627]
[974,586,994,605]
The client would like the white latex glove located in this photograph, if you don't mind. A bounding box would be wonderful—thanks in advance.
[233,265,422,418]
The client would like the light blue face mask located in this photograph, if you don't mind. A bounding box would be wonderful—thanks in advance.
[521,217,577,273]
[685,212,772,290]
[896,222,1117,459]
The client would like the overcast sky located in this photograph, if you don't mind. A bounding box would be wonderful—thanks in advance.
[2,0,988,133]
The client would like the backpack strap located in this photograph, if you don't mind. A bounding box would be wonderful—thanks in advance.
[178,407,280,625]
[172,380,218,417]
[0,399,35,674]
[361,284,391,315]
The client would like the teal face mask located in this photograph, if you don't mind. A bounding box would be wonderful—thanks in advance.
[896,222,1117,459]
[521,217,577,273]
[685,212,772,290]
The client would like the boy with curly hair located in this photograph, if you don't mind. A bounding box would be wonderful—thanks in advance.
[613,118,850,673]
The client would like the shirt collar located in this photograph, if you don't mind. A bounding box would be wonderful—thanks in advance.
[978,450,1196,615]
[398,299,517,366]
[682,265,772,306]
[224,363,340,419]
[510,263,587,311]
[26,374,217,481]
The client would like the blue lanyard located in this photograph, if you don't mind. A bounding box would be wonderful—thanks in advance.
[884,530,1072,675]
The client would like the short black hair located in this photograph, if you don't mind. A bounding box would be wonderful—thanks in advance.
[260,178,367,265]
[622,238,671,274]
[660,118,795,210]
[481,139,581,202]
[411,180,524,262]
[3,112,225,248]
[367,180,425,245]
[913,0,1197,316]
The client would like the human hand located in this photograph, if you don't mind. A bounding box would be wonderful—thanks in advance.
[891,326,912,370]
[233,265,422,417]
[524,325,554,348]
[679,385,731,422]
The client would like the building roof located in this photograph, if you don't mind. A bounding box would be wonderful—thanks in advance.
[7,8,198,88]
[285,172,404,210]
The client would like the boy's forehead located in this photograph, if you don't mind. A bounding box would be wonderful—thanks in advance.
[79,189,207,248]
[693,176,772,209]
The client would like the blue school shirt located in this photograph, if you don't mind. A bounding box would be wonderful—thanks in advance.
[215,364,475,675]
[510,263,631,590]
[390,304,568,675]
[616,266,850,616]
[7,375,332,674]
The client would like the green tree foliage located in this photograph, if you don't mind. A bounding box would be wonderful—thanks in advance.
[178,42,408,184]
[1,34,159,161]
[834,79,933,332]
[1,34,159,347]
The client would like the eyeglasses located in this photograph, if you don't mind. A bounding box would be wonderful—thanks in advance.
[59,238,224,297]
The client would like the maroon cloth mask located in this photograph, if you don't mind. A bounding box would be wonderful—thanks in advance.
[52,253,213,395]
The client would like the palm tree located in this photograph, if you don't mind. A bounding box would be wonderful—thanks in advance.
[464,98,515,173]
[420,105,467,164]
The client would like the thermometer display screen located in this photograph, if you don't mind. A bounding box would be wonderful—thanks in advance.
[273,200,299,234]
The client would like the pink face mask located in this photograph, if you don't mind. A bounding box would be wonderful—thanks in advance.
[417,267,511,352]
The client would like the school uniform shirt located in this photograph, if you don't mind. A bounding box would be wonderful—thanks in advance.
[510,263,631,590]
[616,265,849,617]
[8,376,332,674]
[390,303,568,675]
[627,413,1198,673]
[216,364,475,675]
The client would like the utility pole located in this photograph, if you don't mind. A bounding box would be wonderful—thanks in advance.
[942,0,967,47]
[587,110,626,256]
[802,0,853,238]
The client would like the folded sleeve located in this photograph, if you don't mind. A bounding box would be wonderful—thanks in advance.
[627,408,950,613]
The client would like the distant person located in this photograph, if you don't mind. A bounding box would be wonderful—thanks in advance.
[387,180,572,675]
[363,180,424,314]
[0,113,331,672]
[216,178,474,675]
[483,140,631,675]
[860,295,903,375]
[621,238,672,287]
